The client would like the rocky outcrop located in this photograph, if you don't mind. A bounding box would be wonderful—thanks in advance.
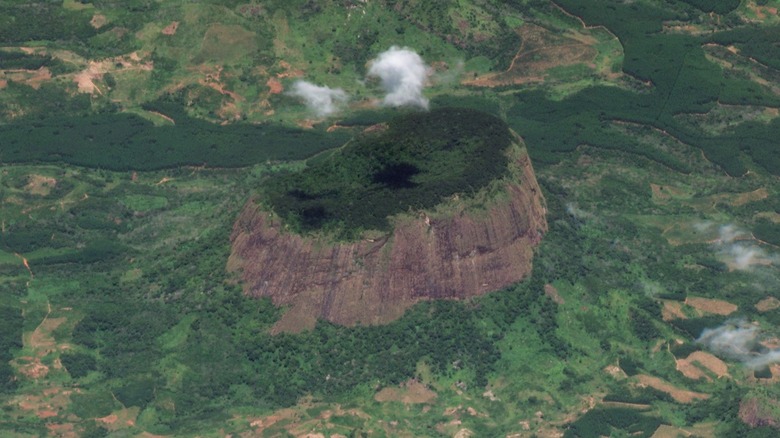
[228,139,547,332]
[740,396,780,429]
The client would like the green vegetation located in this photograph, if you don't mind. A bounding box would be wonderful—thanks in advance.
[0,306,22,393]
[1,0,780,436]
[505,0,780,176]
[264,107,511,237]
[565,407,662,438]
[0,100,349,171]
[0,51,73,73]
[0,2,97,45]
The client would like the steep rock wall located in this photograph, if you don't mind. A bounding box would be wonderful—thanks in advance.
[229,143,547,332]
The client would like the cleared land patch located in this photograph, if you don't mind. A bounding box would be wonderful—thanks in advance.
[756,296,780,312]
[198,24,256,63]
[463,24,598,88]
[676,351,729,381]
[374,380,437,404]
[685,297,738,316]
[635,375,709,404]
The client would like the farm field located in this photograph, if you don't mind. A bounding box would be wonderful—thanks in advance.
[1,0,779,436]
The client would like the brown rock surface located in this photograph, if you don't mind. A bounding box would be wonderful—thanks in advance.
[740,396,780,429]
[229,143,547,332]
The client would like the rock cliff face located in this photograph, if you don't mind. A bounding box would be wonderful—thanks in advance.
[228,139,547,333]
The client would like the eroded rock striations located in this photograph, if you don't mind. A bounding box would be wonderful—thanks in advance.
[229,135,547,333]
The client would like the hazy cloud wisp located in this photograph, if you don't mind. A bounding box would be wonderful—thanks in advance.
[288,80,348,117]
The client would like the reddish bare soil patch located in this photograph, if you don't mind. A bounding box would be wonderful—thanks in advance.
[266,77,283,94]
[635,375,709,404]
[685,297,738,316]
[73,55,152,95]
[37,409,58,419]
[296,119,315,129]
[90,14,107,29]
[197,65,243,102]
[756,297,780,312]
[162,21,179,35]
[25,175,58,196]
[603,364,627,379]
[46,422,77,438]
[544,284,564,305]
[229,144,547,332]
[15,387,75,425]
[374,380,437,404]
[676,351,729,381]
[276,60,305,79]
[463,24,597,88]
[245,404,369,437]
[662,300,688,321]
[15,357,49,379]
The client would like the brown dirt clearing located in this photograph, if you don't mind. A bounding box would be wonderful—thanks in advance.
[662,300,688,321]
[635,375,709,403]
[12,387,76,423]
[651,422,716,438]
[244,404,369,437]
[756,296,780,312]
[90,14,107,29]
[685,297,738,316]
[162,21,179,35]
[676,351,729,381]
[755,211,780,224]
[266,77,283,94]
[463,24,597,88]
[374,379,437,404]
[25,174,58,196]
[46,422,77,438]
[96,407,140,431]
[73,55,152,95]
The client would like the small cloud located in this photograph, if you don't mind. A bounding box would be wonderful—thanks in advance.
[695,223,773,270]
[287,80,348,117]
[367,46,429,109]
[716,224,770,270]
[697,319,780,370]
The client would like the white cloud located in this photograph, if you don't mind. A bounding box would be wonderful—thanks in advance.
[717,224,769,270]
[367,46,429,109]
[695,223,773,270]
[697,319,780,370]
[287,80,348,117]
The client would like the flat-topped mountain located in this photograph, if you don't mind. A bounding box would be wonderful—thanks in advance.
[228,108,547,332]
